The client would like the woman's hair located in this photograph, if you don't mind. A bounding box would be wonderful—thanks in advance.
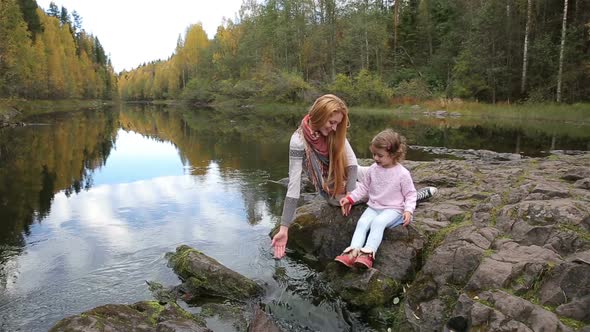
[308,94,349,197]
[371,128,407,164]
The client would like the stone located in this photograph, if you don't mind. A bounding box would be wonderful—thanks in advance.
[49,301,211,332]
[166,245,263,302]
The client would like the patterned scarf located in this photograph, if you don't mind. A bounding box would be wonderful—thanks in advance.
[300,115,333,198]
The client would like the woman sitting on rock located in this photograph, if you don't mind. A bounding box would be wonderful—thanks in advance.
[271,95,436,259]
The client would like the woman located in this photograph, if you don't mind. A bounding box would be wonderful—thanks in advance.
[272,94,356,259]
[271,94,436,259]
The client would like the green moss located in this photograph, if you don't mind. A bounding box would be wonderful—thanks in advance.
[483,249,495,258]
[450,213,466,223]
[557,224,590,242]
[341,276,401,309]
[144,301,166,326]
[424,219,473,259]
[489,205,502,226]
[559,316,585,330]
[474,298,494,308]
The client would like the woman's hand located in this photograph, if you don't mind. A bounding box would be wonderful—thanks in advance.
[339,196,352,216]
[402,211,413,226]
[271,225,289,259]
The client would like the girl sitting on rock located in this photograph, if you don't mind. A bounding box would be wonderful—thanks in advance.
[336,129,417,269]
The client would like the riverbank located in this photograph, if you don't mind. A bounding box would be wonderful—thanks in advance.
[0,98,115,127]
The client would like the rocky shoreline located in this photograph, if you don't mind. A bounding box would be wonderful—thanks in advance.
[50,152,590,331]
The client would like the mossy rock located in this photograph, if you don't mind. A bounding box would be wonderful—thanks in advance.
[166,245,263,302]
[49,301,210,331]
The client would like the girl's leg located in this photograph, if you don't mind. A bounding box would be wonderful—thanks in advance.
[363,209,403,254]
[349,207,378,249]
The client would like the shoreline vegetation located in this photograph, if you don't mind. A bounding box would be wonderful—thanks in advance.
[2,98,589,122]
[3,99,589,145]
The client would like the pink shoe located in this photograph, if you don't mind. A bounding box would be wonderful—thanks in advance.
[334,253,355,268]
[354,254,373,269]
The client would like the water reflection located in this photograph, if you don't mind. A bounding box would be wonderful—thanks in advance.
[0,139,282,331]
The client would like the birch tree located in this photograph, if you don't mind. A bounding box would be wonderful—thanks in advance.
[556,0,568,102]
[520,0,532,94]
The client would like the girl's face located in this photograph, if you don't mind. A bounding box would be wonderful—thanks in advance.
[370,145,395,168]
[318,112,344,137]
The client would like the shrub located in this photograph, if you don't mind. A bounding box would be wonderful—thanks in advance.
[180,78,215,105]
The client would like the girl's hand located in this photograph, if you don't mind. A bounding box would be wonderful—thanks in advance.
[339,197,352,216]
[402,211,413,226]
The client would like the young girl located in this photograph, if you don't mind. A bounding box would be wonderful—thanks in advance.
[336,129,417,269]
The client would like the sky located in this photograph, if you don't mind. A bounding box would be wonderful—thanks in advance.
[36,0,244,72]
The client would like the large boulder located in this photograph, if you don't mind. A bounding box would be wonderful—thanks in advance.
[166,245,263,302]
[285,198,425,282]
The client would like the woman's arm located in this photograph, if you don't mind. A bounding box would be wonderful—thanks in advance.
[273,132,304,259]
[344,139,358,193]
[280,133,305,227]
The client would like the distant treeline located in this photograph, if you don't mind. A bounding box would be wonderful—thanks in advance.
[120,0,589,105]
[0,0,116,99]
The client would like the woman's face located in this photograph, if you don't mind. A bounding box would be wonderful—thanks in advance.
[318,112,344,137]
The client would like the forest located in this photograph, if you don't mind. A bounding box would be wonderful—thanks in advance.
[0,0,116,99]
[1,0,589,105]
[118,0,589,105]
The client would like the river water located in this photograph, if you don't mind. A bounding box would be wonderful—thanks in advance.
[0,104,588,331]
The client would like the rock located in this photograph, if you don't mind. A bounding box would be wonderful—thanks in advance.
[480,290,574,332]
[49,301,210,332]
[322,263,402,310]
[561,167,590,182]
[166,245,263,302]
[556,295,590,322]
[575,178,590,190]
[273,152,589,331]
[286,200,425,281]
[249,307,282,332]
[539,261,590,308]
[530,182,570,198]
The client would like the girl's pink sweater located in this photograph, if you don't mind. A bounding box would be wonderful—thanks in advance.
[349,163,417,214]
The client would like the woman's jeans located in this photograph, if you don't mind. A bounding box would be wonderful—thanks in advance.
[349,207,403,254]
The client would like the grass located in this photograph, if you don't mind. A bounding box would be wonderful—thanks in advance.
[419,99,590,121]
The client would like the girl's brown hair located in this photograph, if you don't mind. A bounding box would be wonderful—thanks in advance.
[371,129,407,164]
[308,94,350,197]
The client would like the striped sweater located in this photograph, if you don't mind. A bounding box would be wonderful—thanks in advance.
[281,130,358,226]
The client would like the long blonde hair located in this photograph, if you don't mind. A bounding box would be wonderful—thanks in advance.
[308,94,350,197]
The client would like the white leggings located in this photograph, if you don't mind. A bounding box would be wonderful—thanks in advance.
[349,207,403,254]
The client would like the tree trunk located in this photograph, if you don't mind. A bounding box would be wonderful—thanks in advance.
[521,0,532,94]
[556,0,569,103]
[364,0,369,69]
[393,0,399,68]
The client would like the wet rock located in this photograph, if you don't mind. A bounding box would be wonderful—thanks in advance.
[322,263,402,311]
[249,307,282,332]
[49,301,211,332]
[166,245,263,302]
